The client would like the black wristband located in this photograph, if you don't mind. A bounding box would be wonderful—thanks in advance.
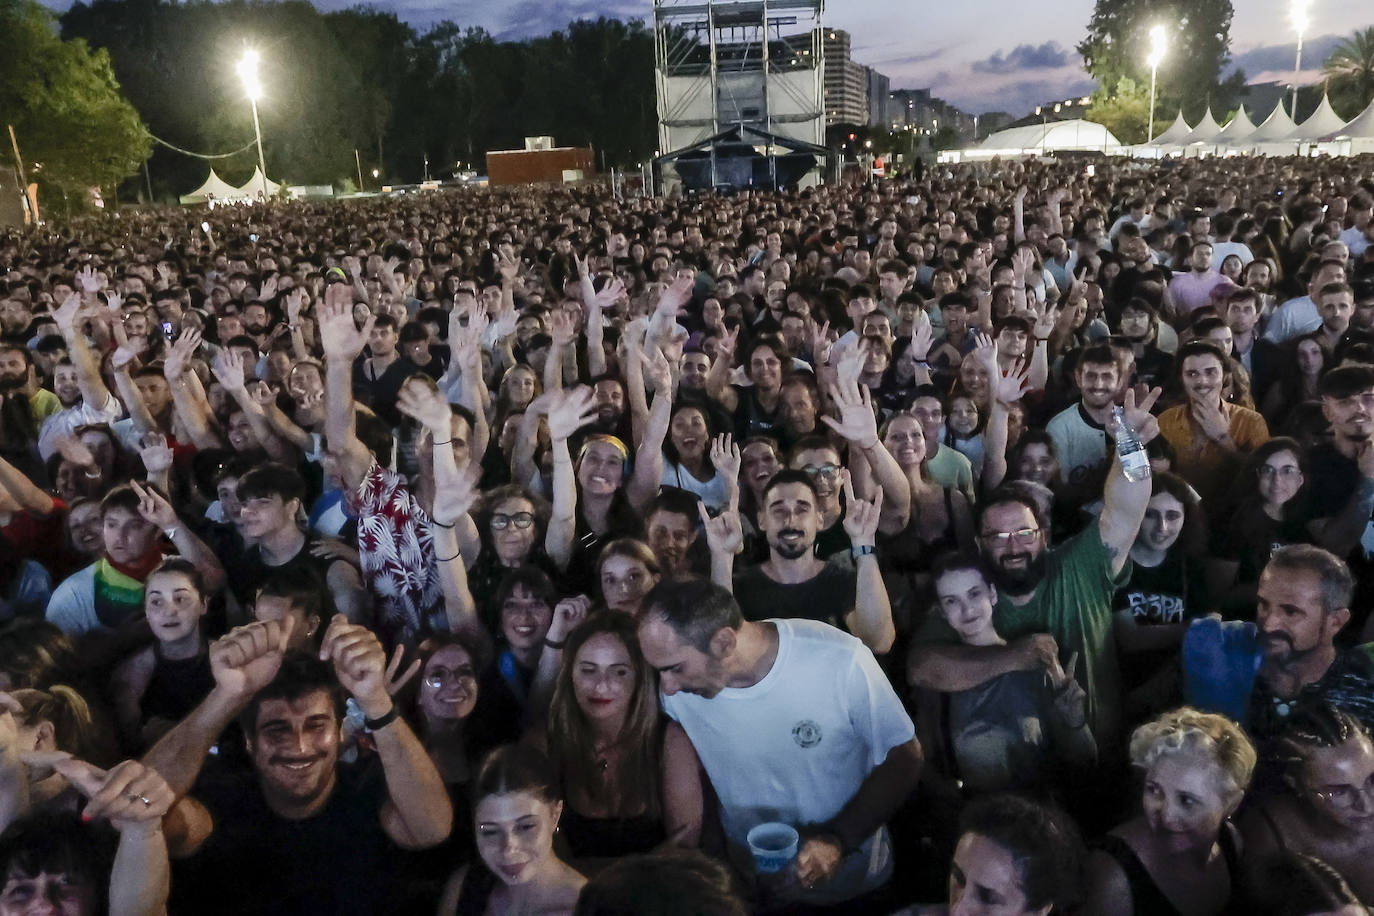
[363,704,400,732]
[431,518,455,529]
[544,637,566,650]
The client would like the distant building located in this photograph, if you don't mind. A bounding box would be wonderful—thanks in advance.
[822,29,870,126]
[865,67,890,127]
[889,88,974,137]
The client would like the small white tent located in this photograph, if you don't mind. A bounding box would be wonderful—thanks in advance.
[233,167,283,200]
[1210,107,1256,147]
[1285,94,1348,141]
[1315,95,1374,155]
[1230,100,1298,149]
[976,119,1122,154]
[179,170,246,205]
[1151,111,1193,144]
[1178,108,1224,145]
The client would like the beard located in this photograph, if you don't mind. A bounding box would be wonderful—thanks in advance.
[987,550,1048,595]
[770,528,813,561]
[0,373,25,393]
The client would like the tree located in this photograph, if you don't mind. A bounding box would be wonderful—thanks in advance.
[1324,27,1374,118]
[0,0,149,205]
[1078,0,1242,123]
[1084,77,1152,144]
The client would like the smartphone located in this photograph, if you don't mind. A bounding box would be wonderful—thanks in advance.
[161,321,175,340]
[201,222,211,233]
[250,234,259,242]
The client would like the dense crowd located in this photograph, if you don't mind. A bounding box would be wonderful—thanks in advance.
[1,152,1374,915]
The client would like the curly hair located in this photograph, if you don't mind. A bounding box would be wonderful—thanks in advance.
[1128,707,1256,800]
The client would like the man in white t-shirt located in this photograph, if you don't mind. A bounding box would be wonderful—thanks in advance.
[1046,344,1119,511]
[637,578,920,908]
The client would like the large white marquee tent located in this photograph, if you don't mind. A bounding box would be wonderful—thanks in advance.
[1128,96,1372,158]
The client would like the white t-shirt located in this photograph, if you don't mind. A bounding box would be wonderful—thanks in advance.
[661,618,915,904]
[1047,403,1112,500]
[660,461,730,511]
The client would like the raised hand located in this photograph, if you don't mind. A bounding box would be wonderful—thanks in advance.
[210,618,295,701]
[655,271,695,319]
[971,330,999,376]
[319,615,390,716]
[138,433,174,476]
[709,433,741,483]
[130,480,177,531]
[909,319,933,362]
[52,292,82,334]
[840,475,882,547]
[545,386,599,442]
[383,645,422,697]
[1012,246,1035,282]
[994,366,1032,405]
[591,277,627,312]
[1031,305,1057,343]
[104,292,124,317]
[396,380,455,435]
[53,758,175,830]
[697,502,743,555]
[810,319,832,364]
[1111,385,1162,445]
[545,594,592,645]
[639,345,673,395]
[260,275,279,301]
[75,265,102,295]
[821,379,880,449]
[161,328,202,382]
[318,281,372,362]
[548,309,577,349]
[715,324,740,365]
[431,461,482,526]
[285,288,306,324]
[53,433,97,470]
[834,339,865,388]
[496,248,520,285]
[211,348,248,395]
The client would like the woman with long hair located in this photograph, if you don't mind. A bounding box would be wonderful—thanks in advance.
[457,484,557,633]
[1208,438,1315,615]
[533,612,701,868]
[1262,332,1329,431]
[595,540,662,618]
[438,744,586,915]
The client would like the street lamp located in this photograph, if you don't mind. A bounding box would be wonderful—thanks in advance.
[1290,0,1313,117]
[236,50,269,201]
[1146,25,1167,144]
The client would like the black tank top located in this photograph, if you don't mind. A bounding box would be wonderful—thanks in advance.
[141,646,215,726]
[1094,823,1243,915]
[450,862,499,916]
[558,806,665,861]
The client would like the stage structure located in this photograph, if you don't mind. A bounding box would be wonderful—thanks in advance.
[652,0,827,191]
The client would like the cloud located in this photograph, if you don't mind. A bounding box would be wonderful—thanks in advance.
[1226,33,1345,80]
[971,41,1071,75]
[867,48,948,68]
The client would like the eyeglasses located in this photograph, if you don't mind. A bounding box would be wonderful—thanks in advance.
[1257,465,1302,479]
[1310,775,1374,810]
[490,512,535,530]
[979,527,1042,547]
[424,665,477,689]
[801,463,840,480]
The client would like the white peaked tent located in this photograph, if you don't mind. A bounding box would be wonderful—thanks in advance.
[178,169,245,205]
[1229,100,1298,148]
[1151,111,1193,144]
[233,167,283,199]
[1285,94,1348,141]
[1315,95,1374,155]
[1211,106,1256,145]
[1178,108,1224,145]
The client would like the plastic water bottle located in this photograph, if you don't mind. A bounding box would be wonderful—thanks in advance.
[1111,406,1151,482]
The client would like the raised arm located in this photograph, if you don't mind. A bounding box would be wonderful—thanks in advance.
[53,292,115,412]
[544,387,600,571]
[320,616,452,848]
[821,378,910,533]
[704,325,740,413]
[699,502,744,590]
[1098,387,1162,577]
[0,453,55,516]
[426,451,483,637]
[131,480,225,593]
[162,330,222,450]
[318,282,376,491]
[1012,185,1028,244]
[450,313,492,467]
[111,354,159,439]
[627,346,674,514]
[211,349,294,462]
[840,477,895,655]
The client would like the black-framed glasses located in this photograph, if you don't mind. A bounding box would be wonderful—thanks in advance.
[801,463,840,480]
[490,512,535,530]
[979,527,1042,547]
[1257,465,1301,479]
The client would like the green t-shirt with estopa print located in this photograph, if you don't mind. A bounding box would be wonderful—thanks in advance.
[917,519,1128,748]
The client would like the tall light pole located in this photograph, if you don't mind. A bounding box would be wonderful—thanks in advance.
[1146,25,1167,144]
[237,50,269,202]
[1291,0,1313,118]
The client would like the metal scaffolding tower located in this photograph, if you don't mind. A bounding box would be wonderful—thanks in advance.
[653,0,825,163]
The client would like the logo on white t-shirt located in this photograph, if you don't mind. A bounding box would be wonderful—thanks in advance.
[792,720,823,748]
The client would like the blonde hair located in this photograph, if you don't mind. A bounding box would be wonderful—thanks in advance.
[12,685,100,761]
[1129,707,1256,800]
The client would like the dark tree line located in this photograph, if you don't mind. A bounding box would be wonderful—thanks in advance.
[57,0,657,200]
